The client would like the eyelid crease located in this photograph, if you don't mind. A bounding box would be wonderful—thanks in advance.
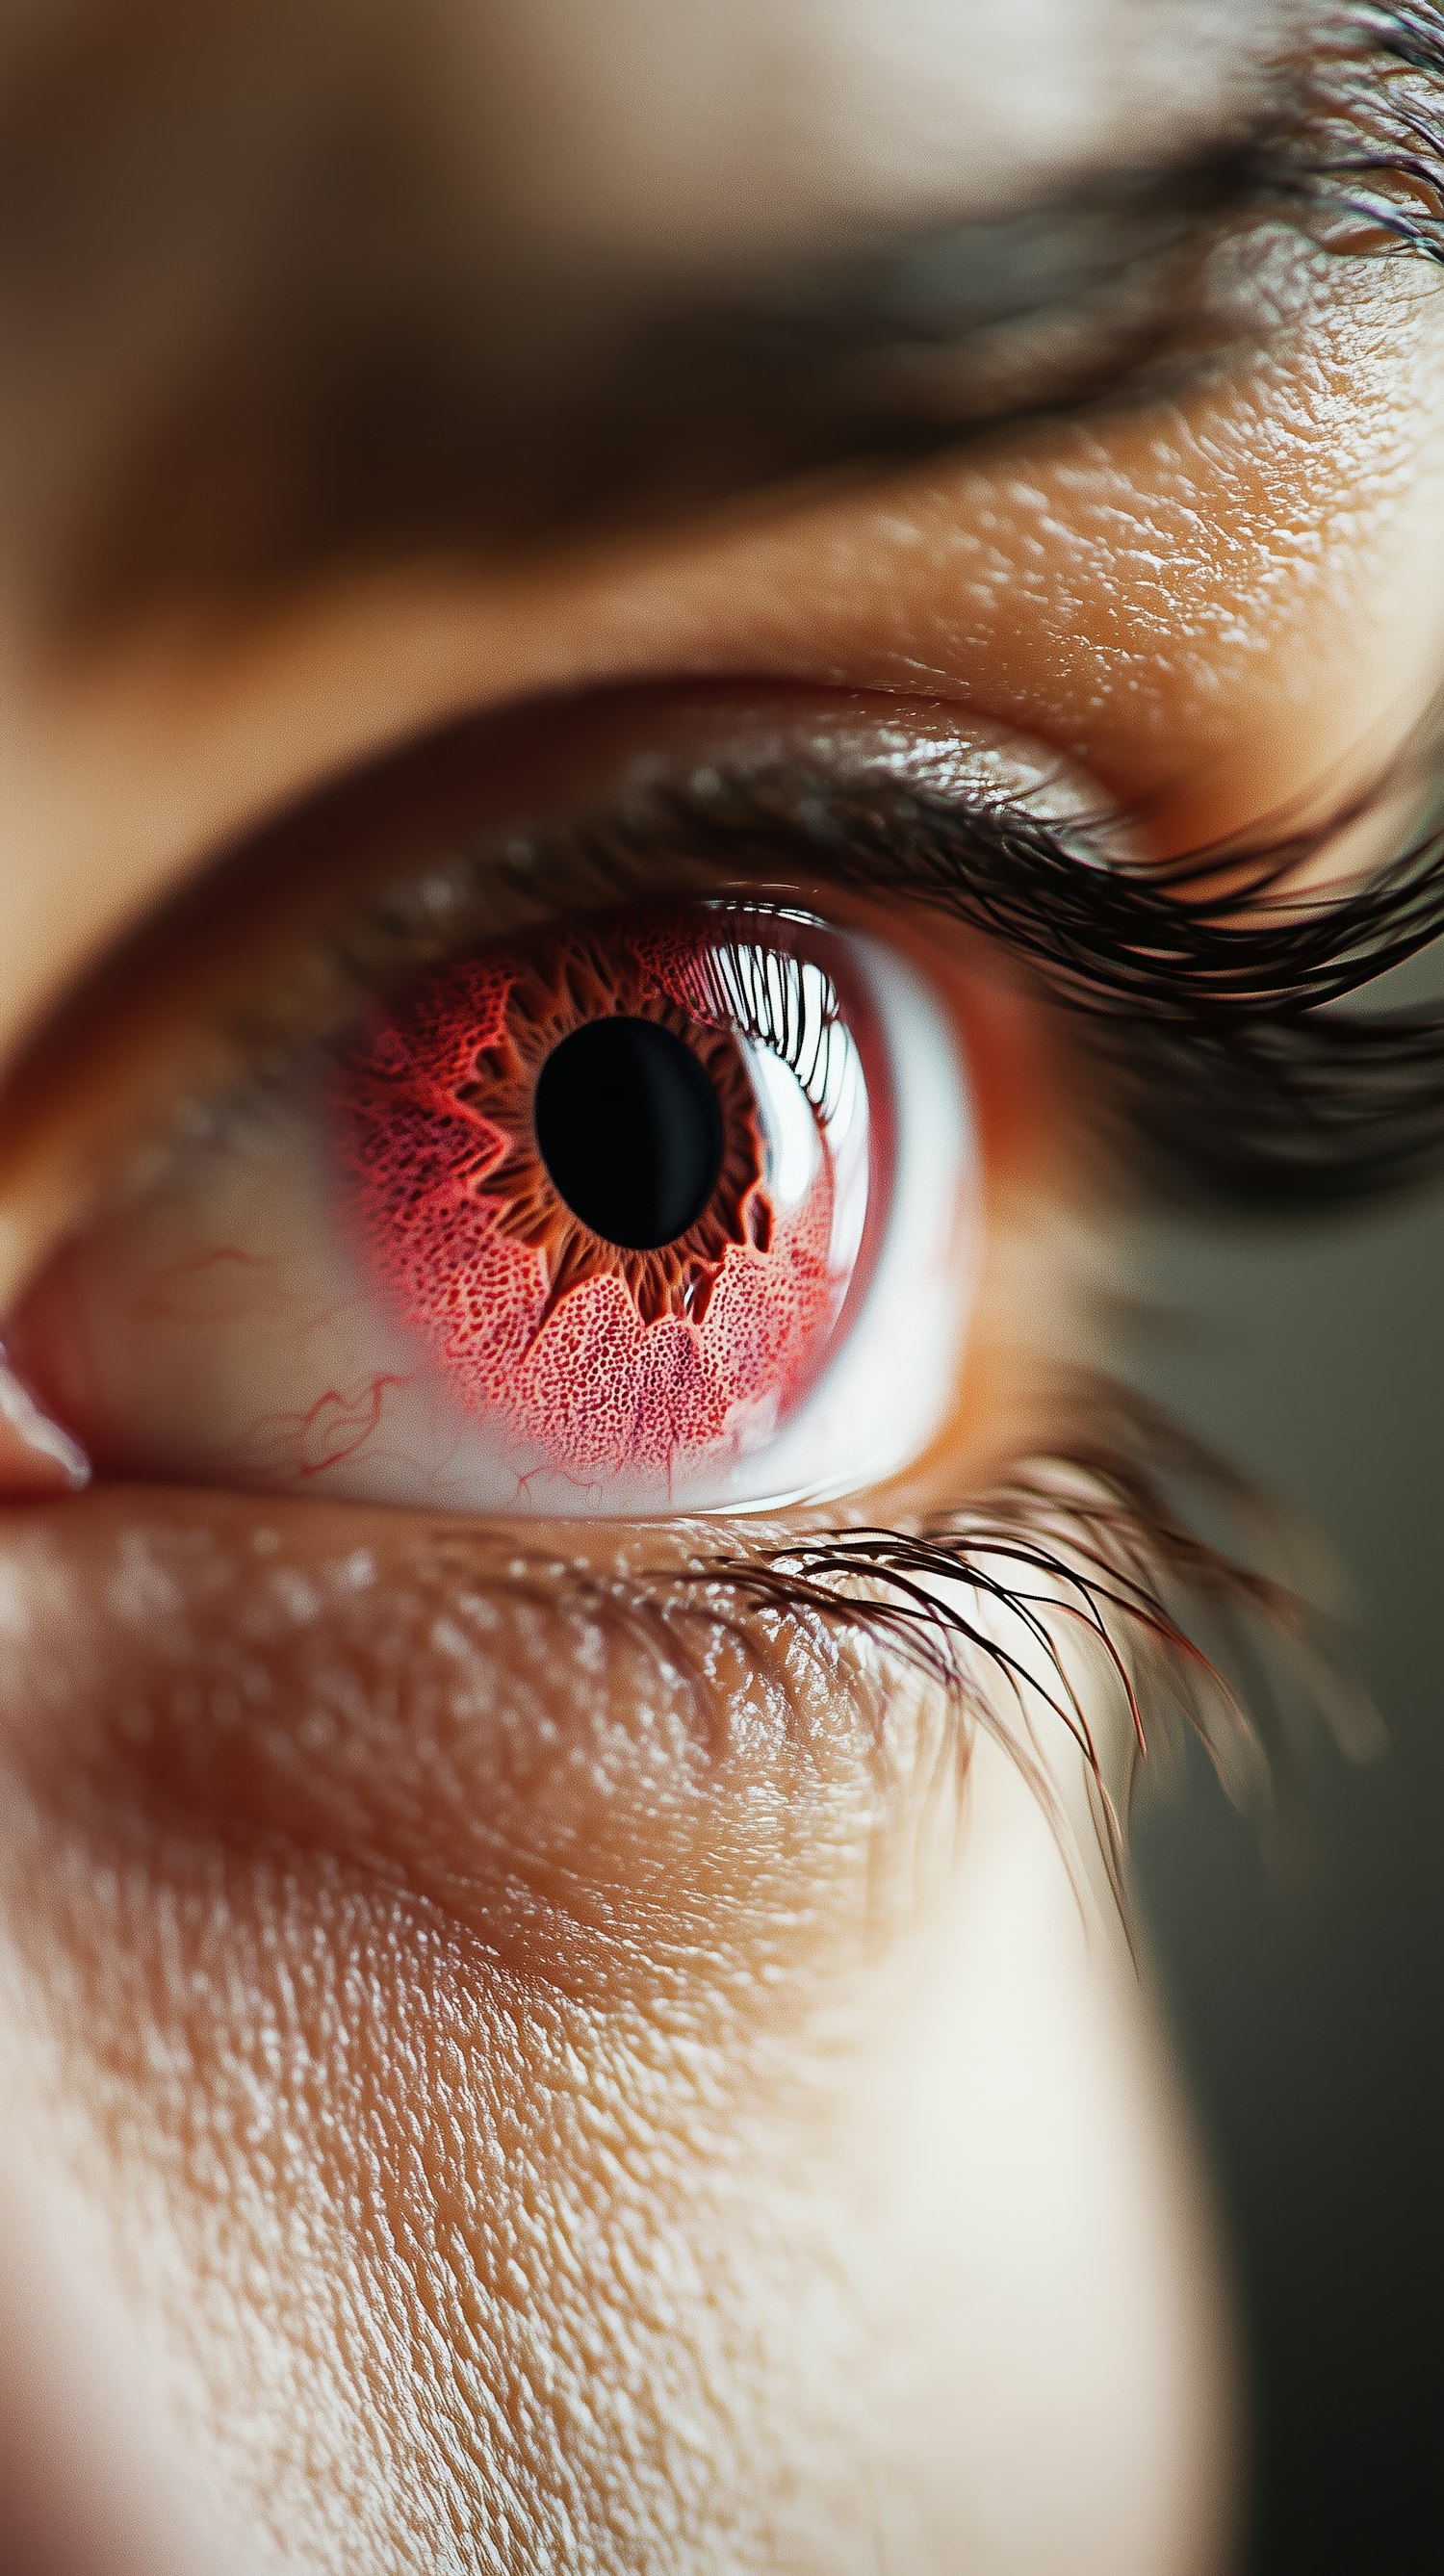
[3,709,1444,1304]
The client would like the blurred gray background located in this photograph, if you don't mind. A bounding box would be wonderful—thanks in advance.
[1132,1171,1444,2574]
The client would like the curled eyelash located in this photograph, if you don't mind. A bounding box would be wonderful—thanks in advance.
[651,757,1444,1206]
[483,1383,1364,1914]
[706,1398,1364,1890]
[1296,3,1444,265]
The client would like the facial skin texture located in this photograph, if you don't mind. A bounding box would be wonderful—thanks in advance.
[0,5,1441,2572]
[0,1491,1230,2576]
[451,0,1302,264]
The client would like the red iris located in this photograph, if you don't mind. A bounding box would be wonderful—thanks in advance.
[335,912,880,1496]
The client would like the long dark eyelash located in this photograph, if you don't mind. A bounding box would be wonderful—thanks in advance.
[490,1383,1354,1910]
[1301,4,1444,265]
[1090,0,1444,1200]
[640,761,1444,1208]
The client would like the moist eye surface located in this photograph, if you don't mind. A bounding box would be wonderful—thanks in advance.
[336,912,871,1492]
[10,890,975,1517]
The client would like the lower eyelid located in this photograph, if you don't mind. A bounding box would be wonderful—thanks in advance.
[0,1327,1262,1956]
[0,1488,984,2001]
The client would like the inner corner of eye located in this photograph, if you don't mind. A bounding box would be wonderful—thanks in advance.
[9,904,982,1521]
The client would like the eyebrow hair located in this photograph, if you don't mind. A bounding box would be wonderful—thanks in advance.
[0,0,1434,632]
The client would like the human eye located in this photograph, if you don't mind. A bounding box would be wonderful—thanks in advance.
[6,731,978,1519]
[3,6,1444,2574]
[0,659,1295,1864]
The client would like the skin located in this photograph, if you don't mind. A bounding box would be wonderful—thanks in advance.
[0,4,1441,2570]
[448,0,1300,265]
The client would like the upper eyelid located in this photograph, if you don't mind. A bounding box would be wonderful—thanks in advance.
[0,718,1140,1148]
[0,718,1103,1295]
[0,38,1435,1108]
[0,727,1013,1140]
[2,706,1441,1268]
[684,753,1444,1205]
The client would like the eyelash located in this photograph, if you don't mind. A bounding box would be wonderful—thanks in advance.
[1303,4,1444,270]
[378,745,1444,1217]
[538,762,1422,1826]
[479,1372,1344,1912]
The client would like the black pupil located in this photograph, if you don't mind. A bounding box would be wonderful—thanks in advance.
[534,1016,725,1249]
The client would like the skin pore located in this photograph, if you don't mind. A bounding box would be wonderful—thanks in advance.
[0,3,1441,2570]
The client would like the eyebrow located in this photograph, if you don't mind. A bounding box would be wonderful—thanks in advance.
[0,1,1431,631]
[61,143,1291,631]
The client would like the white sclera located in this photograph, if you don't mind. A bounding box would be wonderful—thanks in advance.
[15,925,977,1520]
[700,933,975,1512]
[322,924,975,1516]
[316,927,976,1515]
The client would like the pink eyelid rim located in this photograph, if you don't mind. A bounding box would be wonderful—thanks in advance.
[0,1350,90,1496]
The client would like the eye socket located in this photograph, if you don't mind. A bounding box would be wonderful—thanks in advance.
[11,895,976,1517]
